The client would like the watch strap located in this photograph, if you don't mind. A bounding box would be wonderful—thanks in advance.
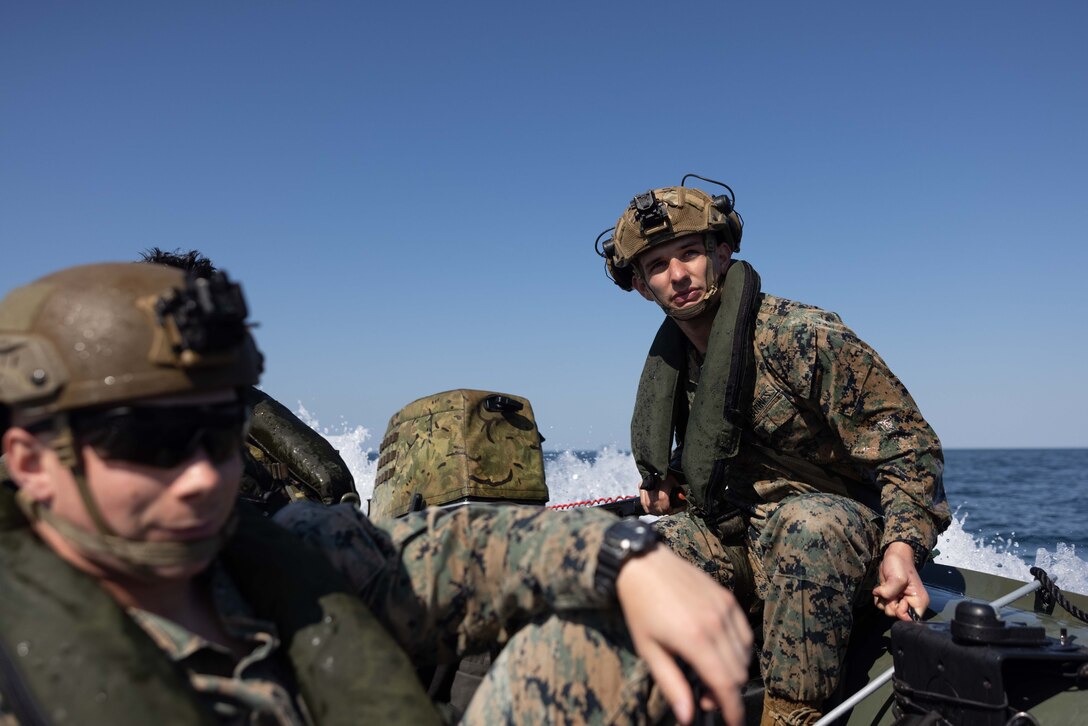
[594,519,661,598]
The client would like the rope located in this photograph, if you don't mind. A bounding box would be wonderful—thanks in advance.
[1031,566,1088,624]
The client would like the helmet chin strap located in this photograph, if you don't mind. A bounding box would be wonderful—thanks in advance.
[16,490,234,571]
[638,235,725,321]
[28,415,234,573]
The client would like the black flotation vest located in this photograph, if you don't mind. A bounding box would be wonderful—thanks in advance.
[0,484,440,726]
[631,261,761,519]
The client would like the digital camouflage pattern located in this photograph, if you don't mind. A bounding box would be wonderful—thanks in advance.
[656,495,883,702]
[733,294,949,554]
[275,501,673,724]
[463,612,669,724]
[648,293,949,703]
[275,502,612,661]
[370,390,548,520]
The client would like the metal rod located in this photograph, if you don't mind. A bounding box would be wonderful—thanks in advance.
[813,579,1043,725]
[989,580,1044,610]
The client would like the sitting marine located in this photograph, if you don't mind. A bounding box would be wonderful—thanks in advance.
[0,261,754,725]
[138,247,359,513]
[369,388,551,717]
[596,176,951,725]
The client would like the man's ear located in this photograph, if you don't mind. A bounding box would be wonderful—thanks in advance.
[714,240,734,269]
[631,271,655,302]
[3,428,57,502]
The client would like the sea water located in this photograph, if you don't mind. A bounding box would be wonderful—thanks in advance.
[300,406,1088,596]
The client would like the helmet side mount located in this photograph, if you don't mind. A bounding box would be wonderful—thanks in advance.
[151,271,252,368]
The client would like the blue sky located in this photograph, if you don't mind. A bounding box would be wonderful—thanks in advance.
[2,1,1085,450]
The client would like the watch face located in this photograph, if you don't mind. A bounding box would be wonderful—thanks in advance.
[597,519,660,597]
[609,519,659,553]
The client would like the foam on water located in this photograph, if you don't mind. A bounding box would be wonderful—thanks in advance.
[301,407,1088,596]
[934,509,1088,595]
[295,404,378,491]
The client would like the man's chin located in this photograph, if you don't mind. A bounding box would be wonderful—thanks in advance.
[666,293,712,319]
[77,538,220,583]
[104,556,215,584]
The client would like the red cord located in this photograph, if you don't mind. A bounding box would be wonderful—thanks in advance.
[547,495,637,510]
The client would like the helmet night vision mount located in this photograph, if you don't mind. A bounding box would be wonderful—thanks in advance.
[0,263,261,423]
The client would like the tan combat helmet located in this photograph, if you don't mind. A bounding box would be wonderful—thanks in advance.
[595,174,744,320]
[0,262,262,567]
[0,262,261,422]
[370,389,549,521]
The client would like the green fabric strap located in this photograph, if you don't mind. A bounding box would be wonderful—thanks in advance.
[630,316,687,490]
[221,506,442,726]
[631,261,762,515]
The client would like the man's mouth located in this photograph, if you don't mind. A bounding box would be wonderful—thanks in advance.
[672,289,703,305]
[154,511,229,541]
[156,523,220,541]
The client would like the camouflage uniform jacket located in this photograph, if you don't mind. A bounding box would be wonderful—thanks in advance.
[274,501,615,662]
[686,293,950,554]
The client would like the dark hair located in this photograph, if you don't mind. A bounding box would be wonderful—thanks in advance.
[139,248,217,278]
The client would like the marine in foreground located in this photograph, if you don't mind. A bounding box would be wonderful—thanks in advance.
[0,262,753,724]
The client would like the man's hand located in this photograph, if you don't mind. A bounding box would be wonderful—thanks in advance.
[615,547,752,726]
[872,541,929,621]
[640,472,685,515]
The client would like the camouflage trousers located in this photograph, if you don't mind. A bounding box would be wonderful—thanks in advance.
[460,611,670,725]
[655,493,883,703]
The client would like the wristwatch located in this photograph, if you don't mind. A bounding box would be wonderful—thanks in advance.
[886,540,929,569]
[594,519,661,598]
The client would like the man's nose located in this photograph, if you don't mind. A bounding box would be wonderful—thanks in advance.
[668,257,689,282]
[172,448,224,497]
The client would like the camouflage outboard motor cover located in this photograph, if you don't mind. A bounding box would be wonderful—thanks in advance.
[369,389,549,520]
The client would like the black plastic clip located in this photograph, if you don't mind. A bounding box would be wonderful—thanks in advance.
[483,395,523,413]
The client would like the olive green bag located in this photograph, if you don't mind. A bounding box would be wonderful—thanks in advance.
[369,390,549,520]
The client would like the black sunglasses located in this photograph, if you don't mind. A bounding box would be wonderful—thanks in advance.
[69,401,252,469]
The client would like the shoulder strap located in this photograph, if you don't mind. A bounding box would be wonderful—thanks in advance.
[681,261,761,514]
[631,262,761,515]
[630,318,688,489]
[221,507,442,726]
